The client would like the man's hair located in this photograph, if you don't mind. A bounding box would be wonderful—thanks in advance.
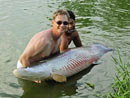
[53,9,70,20]
[67,10,75,21]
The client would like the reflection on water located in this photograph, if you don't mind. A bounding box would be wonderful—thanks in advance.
[0,93,19,98]
[19,65,95,98]
[61,0,130,56]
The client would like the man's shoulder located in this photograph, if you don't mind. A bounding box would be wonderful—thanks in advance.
[30,29,52,42]
[42,28,52,33]
[39,28,52,34]
[34,29,52,37]
[74,29,79,34]
[72,29,79,37]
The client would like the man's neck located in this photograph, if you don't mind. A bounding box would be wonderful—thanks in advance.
[51,28,59,41]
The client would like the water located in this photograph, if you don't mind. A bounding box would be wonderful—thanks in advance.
[0,0,130,98]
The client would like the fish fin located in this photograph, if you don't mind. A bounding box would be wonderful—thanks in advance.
[51,73,67,82]
[92,61,102,65]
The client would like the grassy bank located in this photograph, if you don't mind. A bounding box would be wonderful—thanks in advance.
[99,52,130,98]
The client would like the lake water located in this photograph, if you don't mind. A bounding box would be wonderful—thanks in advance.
[0,0,130,98]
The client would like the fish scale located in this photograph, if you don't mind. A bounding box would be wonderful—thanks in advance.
[13,43,113,81]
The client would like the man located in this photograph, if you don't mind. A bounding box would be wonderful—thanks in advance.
[60,10,82,52]
[17,9,69,82]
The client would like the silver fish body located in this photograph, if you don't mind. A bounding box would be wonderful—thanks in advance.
[13,43,113,81]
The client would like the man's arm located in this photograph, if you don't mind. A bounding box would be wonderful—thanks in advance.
[19,35,47,67]
[73,31,82,47]
[60,35,68,52]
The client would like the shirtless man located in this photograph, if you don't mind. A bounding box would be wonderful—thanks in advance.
[18,10,69,67]
[17,10,69,82]
[60,10,82,52]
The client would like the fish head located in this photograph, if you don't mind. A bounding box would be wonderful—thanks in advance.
[13,66,51,81]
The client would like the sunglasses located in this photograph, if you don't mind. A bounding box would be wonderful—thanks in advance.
[56,21,68,25]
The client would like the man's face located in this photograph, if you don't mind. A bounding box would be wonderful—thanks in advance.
[68,19,75,30]
[52,15,68,35]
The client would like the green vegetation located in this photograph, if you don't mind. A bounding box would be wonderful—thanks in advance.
[99,52,130,98]
[85,82,95,89]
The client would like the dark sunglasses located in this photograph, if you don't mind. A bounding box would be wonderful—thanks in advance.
[56,21,68,25]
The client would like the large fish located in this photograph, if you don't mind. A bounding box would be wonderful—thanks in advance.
[13,43,113,82]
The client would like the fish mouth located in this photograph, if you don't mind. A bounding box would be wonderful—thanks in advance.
[13,67,51,81]
[13,69,24,78]
[13,69,18,76]
[13,69,30,78]
[13,69,38,81]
